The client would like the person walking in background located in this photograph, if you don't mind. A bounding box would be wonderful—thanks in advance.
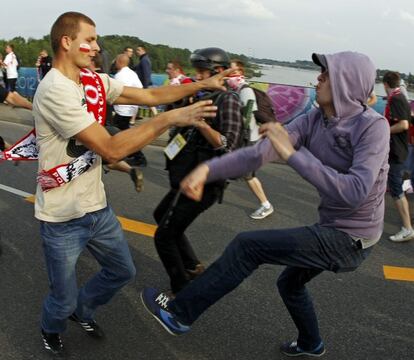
[0,54,5,87]
[229,59,274,219]
[135,45,158,118]
[3,44,18,91]
[165,60,193,113]
[383,71,414,242]
[109,46,135,75]
[124,46,135,70]
[135,45,152,88]
[166,60,192,86]
[90,53,144,193]
[35,49,53,81]
[113,53,148,169]
[141,51,390,358]
[113,54,143,130]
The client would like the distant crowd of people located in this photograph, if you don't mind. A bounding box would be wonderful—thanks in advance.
[0,11,414,359]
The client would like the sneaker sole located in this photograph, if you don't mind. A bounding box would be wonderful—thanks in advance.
[140,292,178,336]
[281,348,326,357]
[389,236,414,242]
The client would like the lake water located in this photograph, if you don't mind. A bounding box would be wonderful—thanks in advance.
[251,64,414,99]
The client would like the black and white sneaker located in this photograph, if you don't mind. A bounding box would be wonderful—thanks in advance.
[280,340,325,357]
[42,329,64,356]
[69,313,105,338]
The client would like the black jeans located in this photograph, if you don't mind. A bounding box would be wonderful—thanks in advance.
[112,113,131,130]
[153,187,220,293]
[111,114,145,161]
[6,78,17,92]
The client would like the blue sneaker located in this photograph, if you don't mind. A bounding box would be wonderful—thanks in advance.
[280,340,325,357]
[140,287,190,336]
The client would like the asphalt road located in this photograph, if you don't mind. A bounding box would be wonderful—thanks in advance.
[0,121,413,360]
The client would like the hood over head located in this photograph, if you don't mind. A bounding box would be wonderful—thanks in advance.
[312,51,376,119]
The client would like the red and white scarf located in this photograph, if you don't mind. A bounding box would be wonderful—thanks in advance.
[0,68,107,192]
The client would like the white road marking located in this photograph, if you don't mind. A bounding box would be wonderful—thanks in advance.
[0,183,32,198]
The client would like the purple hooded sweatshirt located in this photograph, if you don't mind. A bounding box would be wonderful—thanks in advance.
[206,51,390,245]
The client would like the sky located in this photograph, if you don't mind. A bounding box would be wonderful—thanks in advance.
[3,0,414,73]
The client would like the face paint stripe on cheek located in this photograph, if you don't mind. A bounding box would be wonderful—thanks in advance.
[79,43,91,53]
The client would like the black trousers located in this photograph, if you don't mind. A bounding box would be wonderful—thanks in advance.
[112,113,146,161]
[6,78,17,92]
[112,113,131,130]
[153,186,220,293]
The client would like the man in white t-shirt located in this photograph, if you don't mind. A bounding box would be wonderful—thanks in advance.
[113,54,143,129]
[3,44,19,91]
[34,11,230,356]
[114,53,149,166]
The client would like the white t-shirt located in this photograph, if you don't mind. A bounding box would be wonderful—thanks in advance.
[4,52,18,79]
[238,85,260,142]
[114,66,143,116]
[33,68,124,222]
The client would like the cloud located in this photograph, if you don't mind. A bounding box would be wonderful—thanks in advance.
[400,9,414,25]
[164,15,199,28]
[239,0,275,19]
[150,0,275,21]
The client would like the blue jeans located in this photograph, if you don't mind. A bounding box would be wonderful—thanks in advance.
[404,144,414,184]
[40,206,136,333]
[169,224,371,351]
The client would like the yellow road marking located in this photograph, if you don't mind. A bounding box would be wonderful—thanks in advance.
[19,198,414,269]
[383,266,414,282]
[25,195,157,238]
[25,195,35,203]
[117,216,157,238]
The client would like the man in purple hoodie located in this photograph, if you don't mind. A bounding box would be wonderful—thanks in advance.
[141,52,390,357]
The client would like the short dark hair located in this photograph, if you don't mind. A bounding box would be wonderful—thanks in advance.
[168,60,184,74]
[6,44,14,51]
[124,46,133,52]
[50,12,95,54]
[383,71,401,88]
[231,59,245,75]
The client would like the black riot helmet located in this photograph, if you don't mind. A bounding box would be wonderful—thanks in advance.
[190,47,230,73]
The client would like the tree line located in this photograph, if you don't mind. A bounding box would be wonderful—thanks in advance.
[0,35,260,78]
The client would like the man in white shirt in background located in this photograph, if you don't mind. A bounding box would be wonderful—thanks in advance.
[113,53,149,167]
[113,54,143,130]
[3,44,19,91]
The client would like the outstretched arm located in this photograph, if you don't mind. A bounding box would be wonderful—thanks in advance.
[76,100,217,164]
[181,138,279,201]
[114,69,233,107]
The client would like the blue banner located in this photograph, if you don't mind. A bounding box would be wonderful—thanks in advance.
[16,67,39,98]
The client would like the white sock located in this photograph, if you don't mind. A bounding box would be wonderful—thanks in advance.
[261,201,271,208]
